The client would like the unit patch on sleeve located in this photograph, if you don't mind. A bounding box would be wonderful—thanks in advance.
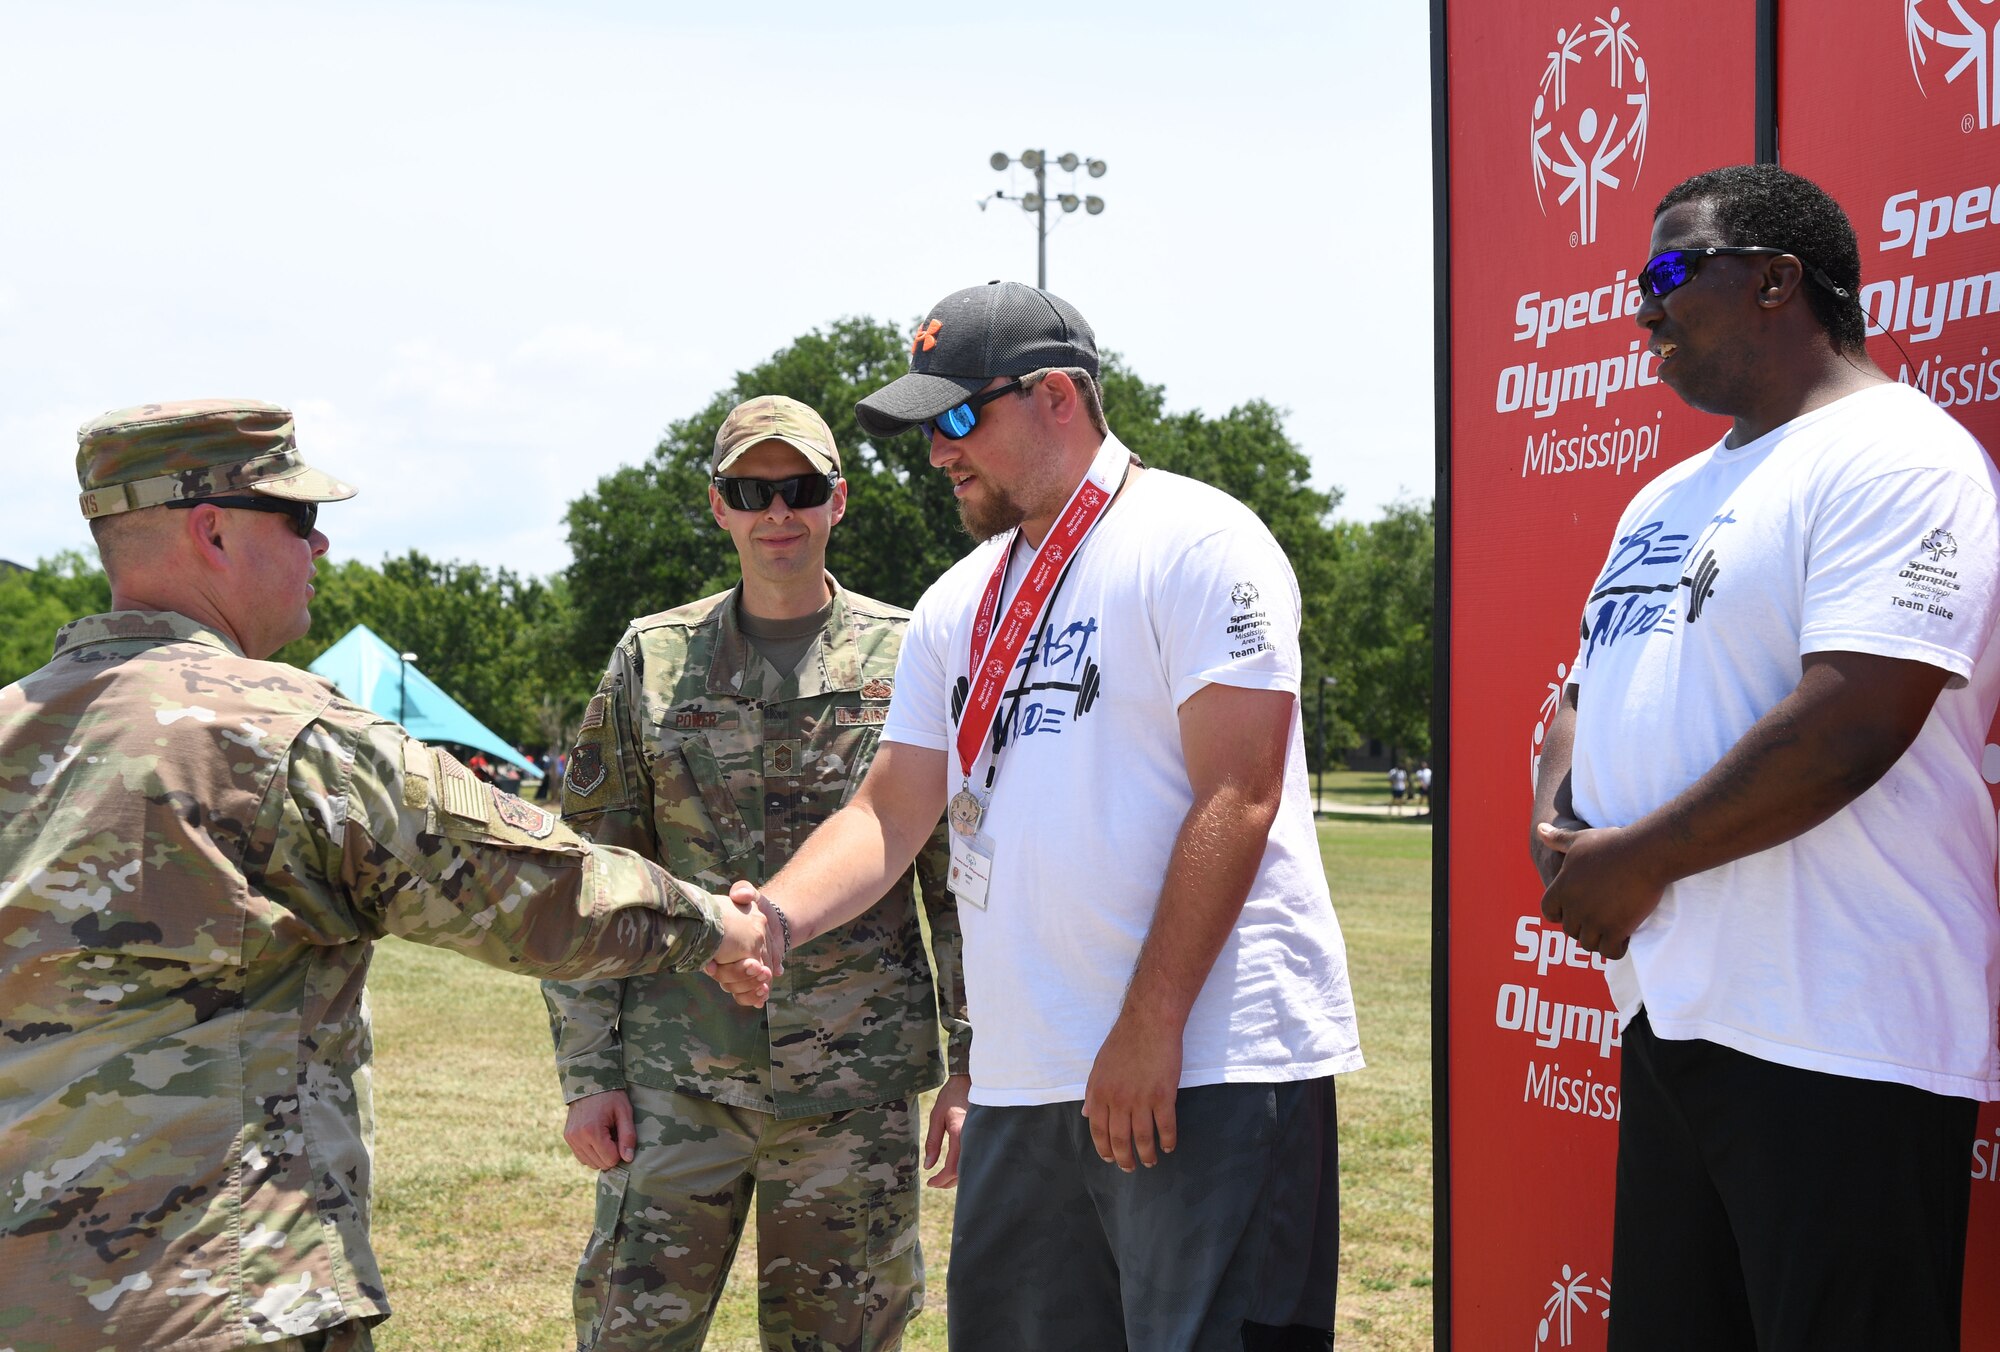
[566,742,608,796]
[492,788,556,838]
[836,706,889,726]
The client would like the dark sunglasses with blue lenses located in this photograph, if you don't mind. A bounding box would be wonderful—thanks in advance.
[922,378,1025,440]
[1640,246,1852,301]
[711,473,840,512]
[168,494,319,538]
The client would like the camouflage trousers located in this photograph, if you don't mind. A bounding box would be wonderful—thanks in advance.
[254,1321,375,1351]
[574,1085,923,1352]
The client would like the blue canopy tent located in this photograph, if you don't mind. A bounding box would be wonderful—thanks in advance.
[308,624,540,777]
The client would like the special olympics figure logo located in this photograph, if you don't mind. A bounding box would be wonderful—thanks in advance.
[1906,0,2000,131]
[1535,1264,1612,1348]
[1531,10,1652,247]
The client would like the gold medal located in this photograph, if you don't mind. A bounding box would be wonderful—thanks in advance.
[948,787,984,837]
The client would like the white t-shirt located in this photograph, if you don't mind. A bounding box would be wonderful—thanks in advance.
[1570,382,2000,1099]
[884,453,1363,1106]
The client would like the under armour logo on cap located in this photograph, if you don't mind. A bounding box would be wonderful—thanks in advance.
[911,319,942,354]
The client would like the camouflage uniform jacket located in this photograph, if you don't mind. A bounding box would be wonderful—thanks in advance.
[544,580,970,1118]
[0,612,728,1352]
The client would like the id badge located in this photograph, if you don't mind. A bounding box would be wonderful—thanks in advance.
[948,831,995,910]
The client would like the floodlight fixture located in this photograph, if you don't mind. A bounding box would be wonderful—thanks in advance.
[975,146,1108,288]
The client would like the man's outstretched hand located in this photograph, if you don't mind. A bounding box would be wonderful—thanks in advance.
[704,883,780,1006]
[704,880,788,1006]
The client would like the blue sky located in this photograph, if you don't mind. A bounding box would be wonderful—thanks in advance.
[1,1,1433,575]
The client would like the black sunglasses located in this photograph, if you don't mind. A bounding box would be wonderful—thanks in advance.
[168,494,318,538]
[1640,246,1853,301]
[922,379,1025,440]
[711,473,840,512]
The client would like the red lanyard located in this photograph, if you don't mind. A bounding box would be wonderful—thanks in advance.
[954,443,1126,780]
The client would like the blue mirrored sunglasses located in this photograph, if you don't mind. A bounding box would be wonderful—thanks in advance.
[1640,246,1852,301]
[921,379,1024,440]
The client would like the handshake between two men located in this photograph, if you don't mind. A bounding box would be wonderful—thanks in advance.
[705,879,793,1006]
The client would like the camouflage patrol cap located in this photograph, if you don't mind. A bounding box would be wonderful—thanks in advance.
[713,395,841,476]
[76,399,358,520]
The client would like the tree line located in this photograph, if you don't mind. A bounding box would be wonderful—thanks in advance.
[0,319,1432,763]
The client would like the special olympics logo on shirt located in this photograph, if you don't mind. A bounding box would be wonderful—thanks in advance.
[1231,581,1260,607]
[1531,10,1652,247]
[1906,0,2000,132]
[1922,526,1959,560]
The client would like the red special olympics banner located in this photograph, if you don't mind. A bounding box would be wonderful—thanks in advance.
[1444,0,2000,1346]
[1441,3,1751,1346]
[1778,1,2000,1341]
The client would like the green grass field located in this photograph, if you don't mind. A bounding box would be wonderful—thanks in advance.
[366,819,1433,1351]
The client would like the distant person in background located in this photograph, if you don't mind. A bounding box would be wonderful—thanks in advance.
[544,394,966,1351]
[1413,762,1431,809]
[0,399,774,1352]
[1386,763,1408,814]
[1533,164,2000,1350]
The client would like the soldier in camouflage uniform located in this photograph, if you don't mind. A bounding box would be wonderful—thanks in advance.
[544,395,970,1352]
[0,401,775,1352]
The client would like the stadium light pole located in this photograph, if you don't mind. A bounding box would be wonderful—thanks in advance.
[981,149,1107,288]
